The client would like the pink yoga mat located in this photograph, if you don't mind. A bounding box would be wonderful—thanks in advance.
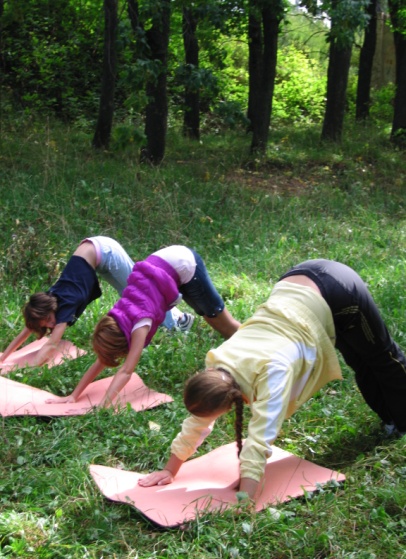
[0,339,86,374]
[0,374,173,416]
[90,442,345,527]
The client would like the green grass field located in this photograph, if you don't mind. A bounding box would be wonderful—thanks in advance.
[0,117,405,558]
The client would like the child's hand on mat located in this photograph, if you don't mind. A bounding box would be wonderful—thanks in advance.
[138,470,174,487]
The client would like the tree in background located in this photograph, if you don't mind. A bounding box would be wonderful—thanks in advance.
[356,0,378,120]
[93,0,118,149]
[388,0,406,144]
[248,0,285,153]
[182,5,200,139]
[321,0,370,142]
[140,0,171,164]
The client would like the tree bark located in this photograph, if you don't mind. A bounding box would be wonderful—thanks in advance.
[182,7,200,140]
[388,0,406,145]
[355,0,377,120]
[140,0,171,165]
[321,2,352,143]
[92,0,118,149]
[248,1,281,154]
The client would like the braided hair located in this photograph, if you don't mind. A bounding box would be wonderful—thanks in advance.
[184,368,245,457]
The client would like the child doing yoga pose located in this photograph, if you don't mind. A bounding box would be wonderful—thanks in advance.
[0,236,192,367]
[47,245,240,407]
[139,259,406,501]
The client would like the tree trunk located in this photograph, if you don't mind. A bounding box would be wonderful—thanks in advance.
[388,0,406,145]
[355,0,377,120]
[92,0,118,149]
[182,7,200,140]
[321,16,352,142]
[127,0,139,32]
[248,1,281,154]
[140,0,170,165]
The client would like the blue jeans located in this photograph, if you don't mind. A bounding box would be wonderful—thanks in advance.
[280,259,406,431]
[179,251,224,318]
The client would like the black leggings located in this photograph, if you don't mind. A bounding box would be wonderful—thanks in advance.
[280,259,406,432]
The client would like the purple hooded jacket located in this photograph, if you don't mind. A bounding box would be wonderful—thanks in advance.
[108,255,180,347]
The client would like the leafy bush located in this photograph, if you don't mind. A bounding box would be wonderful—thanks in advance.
[273,45,327,124]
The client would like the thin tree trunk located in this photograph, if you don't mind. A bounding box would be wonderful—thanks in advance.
[388,0,406,144]
[92,0,118,149]
[140,0,170,165]
[182,7,200,140]
[355,0,377,120]
[248,1,281,154]
[321,1,352,144]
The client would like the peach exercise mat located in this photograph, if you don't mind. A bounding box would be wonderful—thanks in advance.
[90,442,345,528]
[0,373,173,417]
[0,338,86,374]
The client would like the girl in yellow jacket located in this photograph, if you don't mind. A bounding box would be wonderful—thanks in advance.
[139,259,406,501]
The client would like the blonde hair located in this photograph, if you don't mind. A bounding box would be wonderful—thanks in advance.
[23,292,58,338]
[92,315,129,367]
[184,368,245,456]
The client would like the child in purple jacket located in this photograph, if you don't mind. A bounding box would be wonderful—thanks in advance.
[46,246,240,408]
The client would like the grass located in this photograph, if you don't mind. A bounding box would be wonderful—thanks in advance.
[0,114,406,558]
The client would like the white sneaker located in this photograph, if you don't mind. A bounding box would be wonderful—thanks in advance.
[177,313,195,332]
[383,423,396,436]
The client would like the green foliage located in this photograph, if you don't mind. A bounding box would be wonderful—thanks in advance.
[273,45,327,123]
[369,83,396,125]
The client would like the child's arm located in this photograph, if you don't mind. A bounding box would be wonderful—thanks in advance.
[138,454,184,487]
[0,327,32,362]
[101,325,149,408]
[239,477,259,500]
[45,358,106,404]
[31,323,68,366]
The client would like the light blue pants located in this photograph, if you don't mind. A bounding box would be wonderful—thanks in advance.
[88,236,180,329]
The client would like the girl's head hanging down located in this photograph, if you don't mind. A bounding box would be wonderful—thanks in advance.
[24,292,58,337]
[92,315,128,367]
[184,368,245,456]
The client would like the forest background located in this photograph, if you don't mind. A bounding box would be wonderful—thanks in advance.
[0,0,406,558]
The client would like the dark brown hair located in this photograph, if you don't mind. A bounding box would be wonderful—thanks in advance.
[184,368,245,456]
[23,292,58,338]
[92,315,129,367]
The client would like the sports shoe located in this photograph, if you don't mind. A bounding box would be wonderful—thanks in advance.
[383,423,405,438]
[383,423,396,436]
[177,312,195,332]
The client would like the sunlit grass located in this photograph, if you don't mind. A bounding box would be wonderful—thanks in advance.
[0,117,406,558]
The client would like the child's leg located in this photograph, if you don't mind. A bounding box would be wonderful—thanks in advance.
[179,251,240,339]
[90,236,134,296]
[283,259,406,432]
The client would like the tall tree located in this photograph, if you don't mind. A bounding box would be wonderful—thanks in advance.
[140,0,171,164]
[321,6,353,141]
[92,0,118,149]
[301,0,370,142]
[388,0,406,144]
[248,0,285,154]
[356,0,378,120]
[182,6,200,140]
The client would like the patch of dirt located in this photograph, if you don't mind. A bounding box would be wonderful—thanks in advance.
[226,168,315,196]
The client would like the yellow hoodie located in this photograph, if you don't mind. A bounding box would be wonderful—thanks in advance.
[171,281,343,483]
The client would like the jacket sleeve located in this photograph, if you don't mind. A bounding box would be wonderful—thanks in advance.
[239,361,295,482]
[170,414,216,461]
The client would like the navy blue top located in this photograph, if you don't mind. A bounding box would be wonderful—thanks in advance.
[48,255,102,326]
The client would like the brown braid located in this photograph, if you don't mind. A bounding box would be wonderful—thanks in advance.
[234,394,244,457]
[184,368,245,457]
